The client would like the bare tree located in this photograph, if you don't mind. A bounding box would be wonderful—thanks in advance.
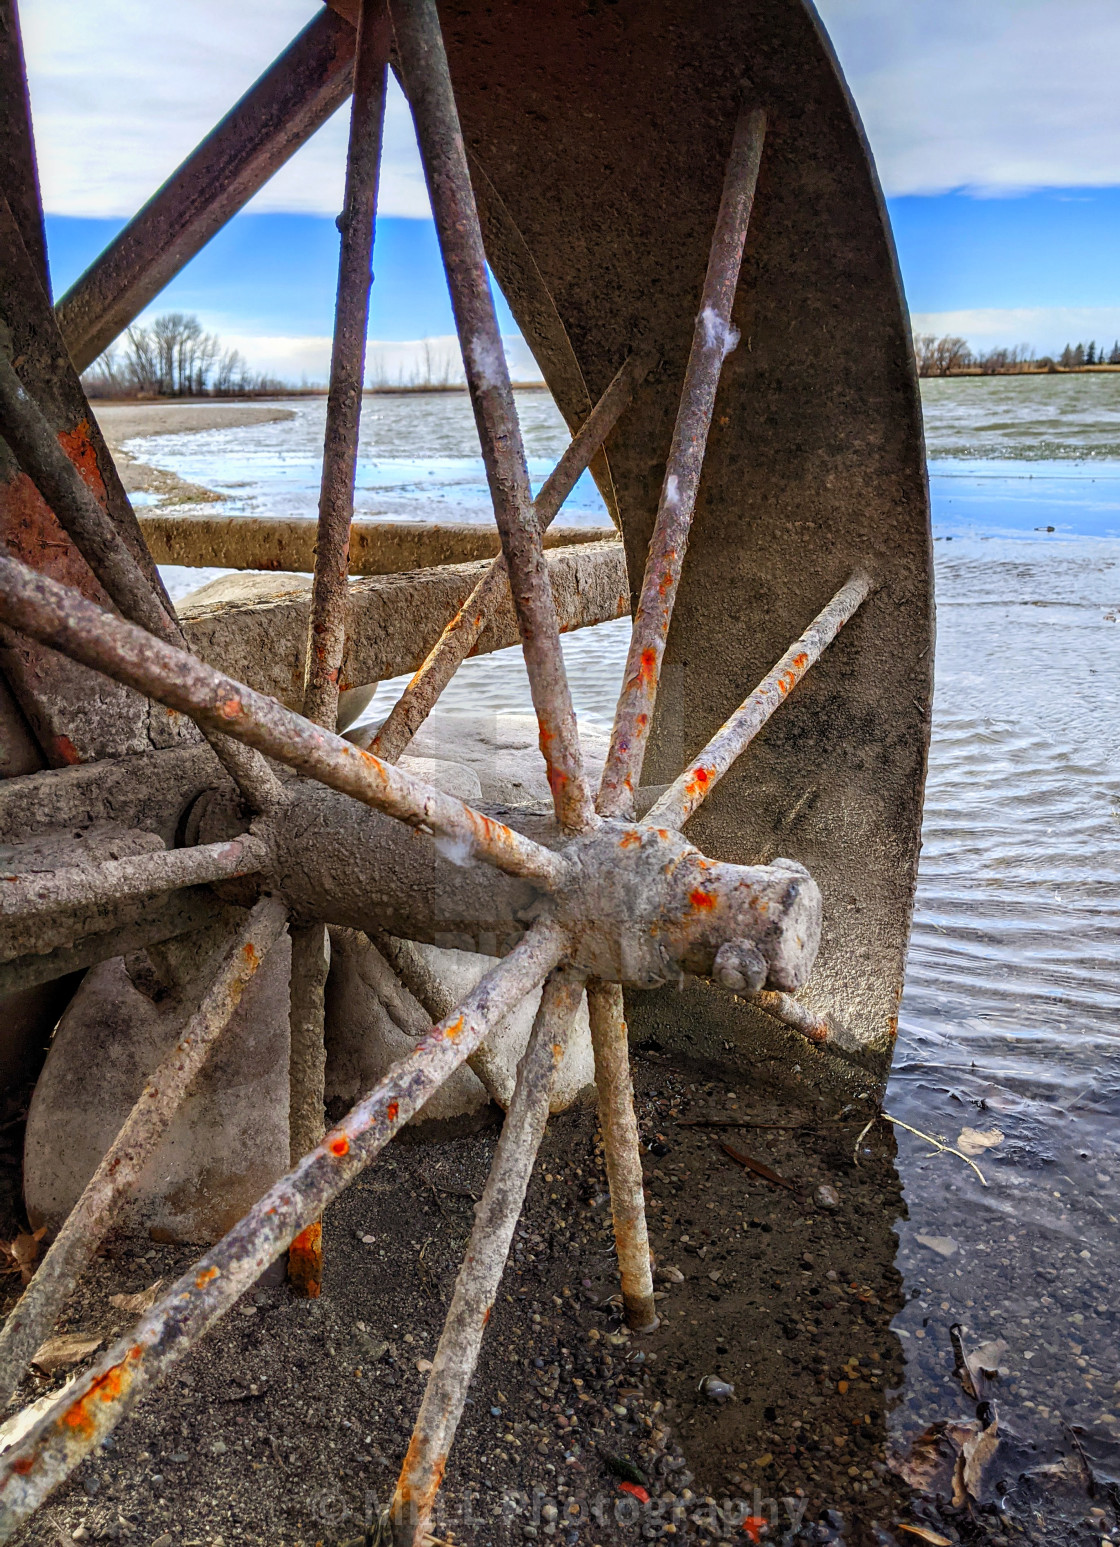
[975,343,1034,375]
[81,314,289,398]
[913,333,972,377]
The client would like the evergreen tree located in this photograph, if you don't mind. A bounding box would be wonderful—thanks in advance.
[1110,341,1120,365]
[1086,341,1097,365]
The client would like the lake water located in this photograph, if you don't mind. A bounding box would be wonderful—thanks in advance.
[128,375,1120,1539]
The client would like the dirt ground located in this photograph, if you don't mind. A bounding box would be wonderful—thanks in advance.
[0,1052,1110,1547]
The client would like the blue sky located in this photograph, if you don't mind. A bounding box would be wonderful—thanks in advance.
[23,0,1120,378]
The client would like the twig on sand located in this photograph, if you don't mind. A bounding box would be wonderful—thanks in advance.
[854,1112,988,1186]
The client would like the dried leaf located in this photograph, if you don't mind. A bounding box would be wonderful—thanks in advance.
[896,1526,952,1546]
[0,1226,47,1285]
[957,1127,1005,1156]
[968,1338,1009,1386]
[959,1417,1002,1503]
[719,1143,794,1192]
[31,1332,103,1375]
[891,1418,989,1501]
[109,1279,164,1315]
[950,1325,1007,1400]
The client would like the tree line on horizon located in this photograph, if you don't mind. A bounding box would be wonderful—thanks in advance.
[82,313,291,399]
[914,333,1120,378]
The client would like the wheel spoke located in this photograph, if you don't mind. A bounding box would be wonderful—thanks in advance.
[0,350,282,812]
[647,572,873,829]
[286,921,332,1298]
[365,351,652,764]
[0,554,569,890]
[364,931,510,1107]
[0,919,566,1533]
[390,0,595,833]
[0,894,222,998]
[303,0,390,731]
[390,966,585,1547]
[0,896,288,1408]
[587,982,658,1331]
[0,834,267,924]
[598,105,767,817]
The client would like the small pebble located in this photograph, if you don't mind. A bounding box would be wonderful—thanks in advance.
[698,1376,735,1403]
[151,1535,173,1547]
[816,1184,840,1209]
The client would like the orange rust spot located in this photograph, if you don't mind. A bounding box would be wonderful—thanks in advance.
[195,1265,219,1288]
[443,1015,465,1042]
[684,764,715,798]
[61,1350,139,1436]
[689,889,716,911]
[54,735,81,765]
[636,713,649,729]
[329,1135,350,1157]
[638,646,658,685]
[12,1455,34,1475]
[217,696,242,720]
[58,421,108,498]
[241,943,259,967]
[656,829,670,840]
[387,1100,399,1122]
[791,651,809,671]
[483,1306,492,1326]
[288,1221,323,1298]
[618,830,641,849]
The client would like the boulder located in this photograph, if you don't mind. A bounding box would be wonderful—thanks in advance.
[24,925,292,1245]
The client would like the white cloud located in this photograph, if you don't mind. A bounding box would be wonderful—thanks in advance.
[23,1,1120,218]
[910,308,1120,356]
[221,331,542,386]
[816,0,1120,194]
[22,0,429,218]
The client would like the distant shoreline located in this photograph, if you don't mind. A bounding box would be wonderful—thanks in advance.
[87,383,549,404]
[922,363,1120,379]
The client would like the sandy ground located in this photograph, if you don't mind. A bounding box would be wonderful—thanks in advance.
[89,401,295,507]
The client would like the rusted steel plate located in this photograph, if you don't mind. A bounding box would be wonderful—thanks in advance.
[438,0,932,1097]
[54,9,359,374]
[177,539,629,710]
[137,512,617,575]
[0,0,49,295]
[0,198,185,764]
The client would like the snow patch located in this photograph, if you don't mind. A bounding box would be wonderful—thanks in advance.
[468,331,509,391]
[433,831,475,868]
[700,306,740,361]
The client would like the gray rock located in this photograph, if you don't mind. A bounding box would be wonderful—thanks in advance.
[24,929,292,1245]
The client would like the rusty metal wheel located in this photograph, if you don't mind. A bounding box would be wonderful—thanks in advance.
[0,0,930,1539]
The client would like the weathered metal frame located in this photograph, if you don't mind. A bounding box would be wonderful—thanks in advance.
[0,0,931,1536]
